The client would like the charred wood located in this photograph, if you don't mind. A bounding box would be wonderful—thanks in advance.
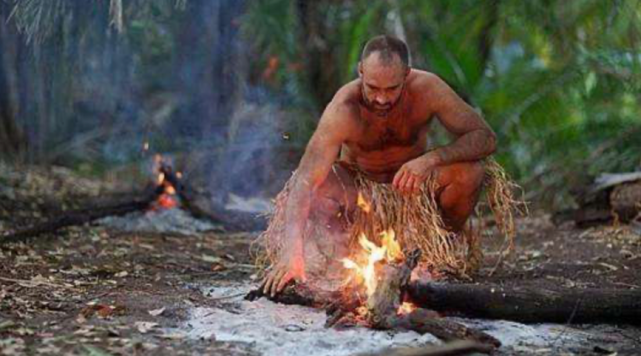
[408,282,641,325]
[247,281,641,326]
[384,309,500,349]
[244,283,331,307]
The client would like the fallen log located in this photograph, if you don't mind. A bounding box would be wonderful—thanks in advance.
[1,184,163,244]
[247,281,641,326]
[555,172,641,227]
[407,282,641,325]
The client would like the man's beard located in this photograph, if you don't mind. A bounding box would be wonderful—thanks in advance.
[361,86,402,117]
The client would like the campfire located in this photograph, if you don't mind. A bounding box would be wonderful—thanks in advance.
[151,154,180,210]
[247,194,501,353]
[340,229,416,317]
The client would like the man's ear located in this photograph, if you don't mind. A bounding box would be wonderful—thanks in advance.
[404,66,411,78]
[358,62,363,78]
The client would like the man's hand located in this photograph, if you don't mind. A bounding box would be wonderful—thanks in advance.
[392,153,440,194]
[260,247,307,297]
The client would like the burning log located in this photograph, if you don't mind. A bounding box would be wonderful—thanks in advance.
[157,161,267,232]
[250,280,641,326]
[364,249,420,326]
[331,249,500,349]
[246,247,500,351]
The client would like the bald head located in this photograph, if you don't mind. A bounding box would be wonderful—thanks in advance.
[361,35,410,69]
[358,36,411,116]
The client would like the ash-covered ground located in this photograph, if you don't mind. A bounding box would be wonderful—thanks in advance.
[1,167,640,355]
[180,281,638,356]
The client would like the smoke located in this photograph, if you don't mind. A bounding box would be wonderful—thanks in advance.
[0,0,296,205]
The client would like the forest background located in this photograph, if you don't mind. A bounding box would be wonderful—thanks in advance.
[0,0,639,211]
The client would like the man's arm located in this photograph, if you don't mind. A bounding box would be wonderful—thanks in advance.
[393,74,496,193]
[261,99,358,296]
[425,74,496,164]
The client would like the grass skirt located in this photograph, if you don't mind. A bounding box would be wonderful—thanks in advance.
[253,158,523,279]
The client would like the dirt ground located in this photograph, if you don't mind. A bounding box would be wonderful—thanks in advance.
[1,166,640,355]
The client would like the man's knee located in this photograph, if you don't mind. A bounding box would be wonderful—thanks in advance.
[435,161,485,231]
[459,161,485,193]
[315,164,356,200]
[437,161,484,195]
[436,161,485,216]
[312,163,357,215]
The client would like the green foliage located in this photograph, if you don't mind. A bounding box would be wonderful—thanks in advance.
[241,0,641,207]
[2,0,639,207]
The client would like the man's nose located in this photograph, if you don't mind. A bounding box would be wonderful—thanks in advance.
[375,96,388,105]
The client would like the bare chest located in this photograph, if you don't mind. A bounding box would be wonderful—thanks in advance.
[350,108,429,153]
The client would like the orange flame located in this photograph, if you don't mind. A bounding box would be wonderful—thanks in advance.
[397,302,417,315]
[381,229,403,262]
[157,193,178,209]
[357,192,371,213]
[150,154,178,210]
[342,229,404,297]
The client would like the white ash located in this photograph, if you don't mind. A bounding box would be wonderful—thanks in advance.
[98,208,217,235]
[225,193,273,214]
[185,282,438,356]
[179,282,640,356]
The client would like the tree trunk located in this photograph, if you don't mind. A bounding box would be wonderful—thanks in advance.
[0,2,27,160]
[295,0,341,111]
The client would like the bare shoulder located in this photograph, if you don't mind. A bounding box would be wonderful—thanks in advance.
[406,69,447,95]
[316,80,362,139]
[406,69,464,114]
